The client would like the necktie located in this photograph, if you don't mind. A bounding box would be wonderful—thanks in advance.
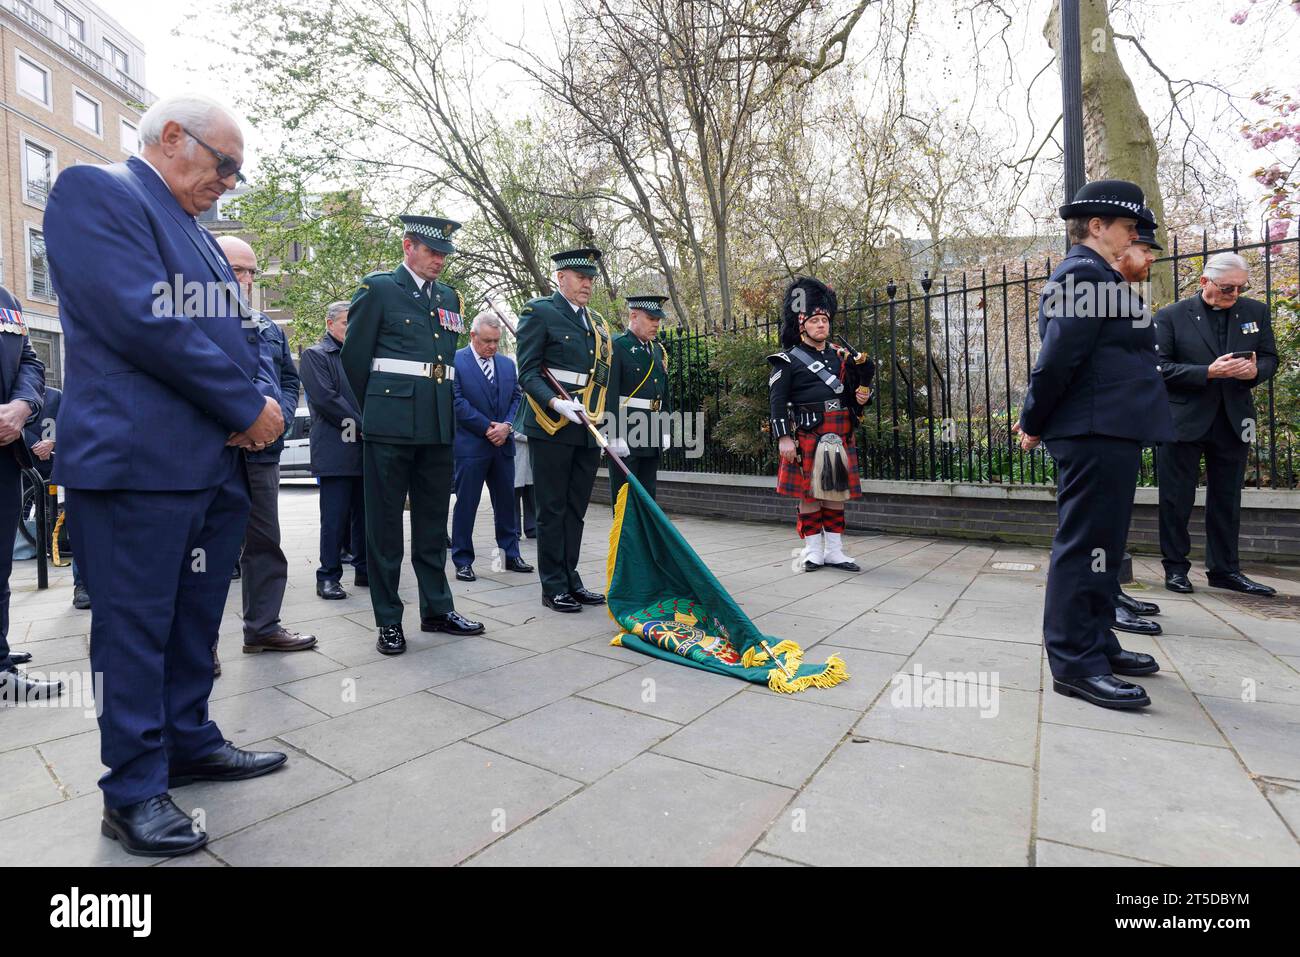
[481,356,494,382]
[579,306,589,332]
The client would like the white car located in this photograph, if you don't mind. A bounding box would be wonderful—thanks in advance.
[279,407,313,477]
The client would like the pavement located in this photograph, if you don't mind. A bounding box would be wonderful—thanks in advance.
[4,482,1299,867]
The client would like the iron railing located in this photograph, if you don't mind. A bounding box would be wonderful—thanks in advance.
[656,232,1299,489]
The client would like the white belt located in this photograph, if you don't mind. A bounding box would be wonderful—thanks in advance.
[550,369,589,387]
[371,358,455,380]
[620,396,659,410]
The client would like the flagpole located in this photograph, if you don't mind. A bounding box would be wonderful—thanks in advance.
[482,296,633,479]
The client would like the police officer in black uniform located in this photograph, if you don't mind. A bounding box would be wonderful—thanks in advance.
[1015,180,1173,711]
[1108,212,1165,638]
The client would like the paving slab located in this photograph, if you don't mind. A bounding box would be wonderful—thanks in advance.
[577,659,746,724]
[1197,696,1300,781]
[653,692,855,787]
[936,599,1044,644]
[905,632,1044,693]
[470,697,677,783]
[1157,634,1300,706]
[745,646,907,713]
[819,611,935,656]
[0,746,63,820]
[1037,723,1300,866]
[282,692,500,779]
[434,648,633,720]
[757,740,1034,866]
[210,742,578,866]
[467,752,792,866]
[1034,840,1161,867]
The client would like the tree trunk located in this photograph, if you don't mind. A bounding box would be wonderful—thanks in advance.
[1046,0,1173,306]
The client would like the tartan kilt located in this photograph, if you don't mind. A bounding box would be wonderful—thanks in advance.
[775,408,862,500]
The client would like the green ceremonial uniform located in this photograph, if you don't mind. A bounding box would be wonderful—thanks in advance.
[607,329,671,506]
[341,263,464,626]
[513,291,614,598]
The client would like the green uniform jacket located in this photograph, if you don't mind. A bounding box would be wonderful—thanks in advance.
[341,265,463,445]
[513,292,612,448]
[607,330,671,458]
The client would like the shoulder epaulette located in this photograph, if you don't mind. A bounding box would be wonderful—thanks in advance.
[767,351,791,363]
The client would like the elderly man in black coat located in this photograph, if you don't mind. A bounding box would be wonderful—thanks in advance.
[1155,251,1279,596]
[301,301,367,600]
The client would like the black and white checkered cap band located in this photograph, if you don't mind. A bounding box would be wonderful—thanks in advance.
[1096,197,1142,213]
[555,256,595,269]
[628,299,662,311]
[407,222,453,239]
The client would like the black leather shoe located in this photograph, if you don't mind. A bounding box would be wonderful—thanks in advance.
[8,652,32,666]
[1164,573,1194,593]
[1206,571,1277,597]
[421,611,485,635]
[168,741,287,787]
[353,572,369,588]
[455,565,476,582]
[1115,591,1159,617]
[543,592,582,613]
[317,580,347,600]
[1053,674,1150,709]
[1113,605,1162,635]
[102,794,206,858]
[505,556,534,573]
[0,666,64,702]
[377,624,406,655]
[572,587,606,605]
[72,584,91,610]
[1108,649,1161,676]
[823,558,861,572]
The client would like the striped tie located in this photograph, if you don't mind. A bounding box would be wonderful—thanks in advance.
[481,356,494,382]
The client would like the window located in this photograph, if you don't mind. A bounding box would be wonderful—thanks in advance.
[17,55,51,107]
[55,3,85,40]
[73,90,101,134]
[27,228,55,301]
[28,332,62,389]
[23,140,55,206]
[120,119,139,154]
[105,40,129,74]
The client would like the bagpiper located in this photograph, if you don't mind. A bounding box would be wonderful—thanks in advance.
[768,277,873,572]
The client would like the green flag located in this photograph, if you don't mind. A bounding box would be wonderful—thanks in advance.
[605,474,849,693]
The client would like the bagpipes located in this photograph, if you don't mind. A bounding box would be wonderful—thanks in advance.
[830,334,876,414]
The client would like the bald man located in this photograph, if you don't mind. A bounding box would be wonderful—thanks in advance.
[217,236,315,667]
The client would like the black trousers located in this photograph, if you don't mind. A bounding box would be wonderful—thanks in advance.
[531,441,599,596]
[239,460,288,641]
[363,441,454,626]
[1157,410,1248,577]
[318,475,366,583]
[516,485,536,538]
[1042,436,1140,679]
[609,455,659,509]
[0,452,21,669]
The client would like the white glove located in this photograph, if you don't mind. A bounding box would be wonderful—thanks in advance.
[609,438,630,457]
[549,397,585,424]
[661,431,672,451]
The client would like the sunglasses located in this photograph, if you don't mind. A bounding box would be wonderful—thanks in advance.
[1208,278,1250,295]
[182,126,246,185]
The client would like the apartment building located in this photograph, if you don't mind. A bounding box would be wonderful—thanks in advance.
[1,0,152,386]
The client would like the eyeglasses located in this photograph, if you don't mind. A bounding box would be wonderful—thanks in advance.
[230,265,259,278]
[1208,278,1250,295]
[182,126,246,185]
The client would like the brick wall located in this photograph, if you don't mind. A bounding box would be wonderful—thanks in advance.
[592,470,1300,563]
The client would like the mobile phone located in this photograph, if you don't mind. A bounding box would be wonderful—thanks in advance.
[1230,351,1254,359]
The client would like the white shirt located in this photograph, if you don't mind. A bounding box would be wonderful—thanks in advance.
[559,293,588,330]
[402,262,432,295]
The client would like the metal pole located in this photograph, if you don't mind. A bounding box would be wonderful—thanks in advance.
[1060,0,1086,206]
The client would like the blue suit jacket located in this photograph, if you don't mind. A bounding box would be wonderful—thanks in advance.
[1020,244,1173,445]
[0,285,46,466]
[452,347,521,459]
[44,157,270,491]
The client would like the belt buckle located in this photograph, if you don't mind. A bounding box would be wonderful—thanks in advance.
[431,363,445,384]
[826,398,841,411]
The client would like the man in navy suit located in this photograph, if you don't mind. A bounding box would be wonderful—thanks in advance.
[44,95,288,857]
[1014,180,1173,712]
[451,312,532,581]
[0,284,53,701]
